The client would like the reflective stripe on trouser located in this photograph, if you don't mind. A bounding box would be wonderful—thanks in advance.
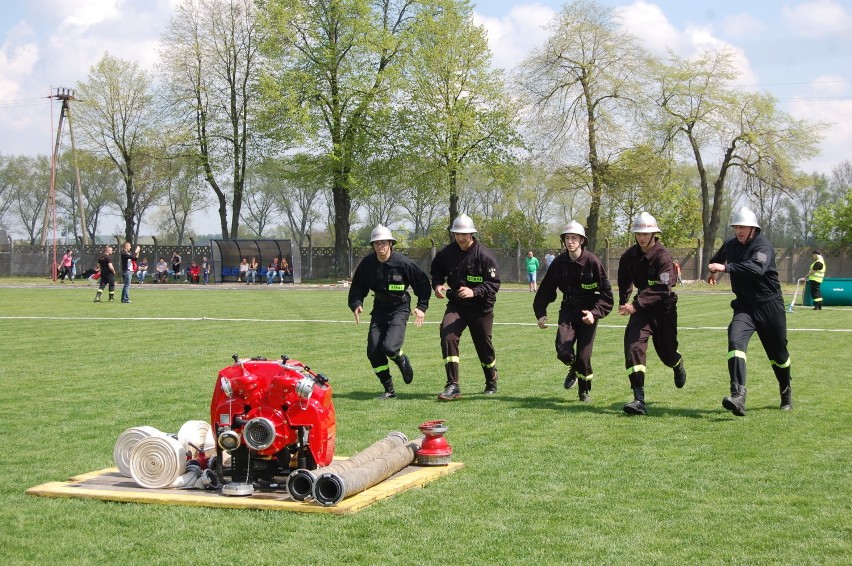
[727,298,791,389]
[367,306,410,374]
[809,280,823,303]
[556,309,599,379]
[440,306,495,385]
[623,307,680,372]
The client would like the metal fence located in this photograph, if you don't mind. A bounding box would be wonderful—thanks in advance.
[3,237,848,284]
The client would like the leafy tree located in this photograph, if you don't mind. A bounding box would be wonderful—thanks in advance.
[259,0,425,273]
[402,0,521,225]
[74,53,158,242]
[517,0,647,252]
[160,0,268,238]
[5,155,51,243]
[814,189,852,248]
[55,150,121,243]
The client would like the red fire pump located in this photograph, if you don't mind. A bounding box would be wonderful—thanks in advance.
[210,355,336,490]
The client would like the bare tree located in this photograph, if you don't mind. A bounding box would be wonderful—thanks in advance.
[160,0,267,238]
[517,0,647,251]
[652,49,823,270]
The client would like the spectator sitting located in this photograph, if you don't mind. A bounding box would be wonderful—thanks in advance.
[82,265,101,285]
[237,258,249,282]
[171,251,182,281]
[246,257,259,284]
[154,257,169,283]
[187,261,201,284]
[136,257,149,284]
[266,257,279,285]
[278,257,292,286]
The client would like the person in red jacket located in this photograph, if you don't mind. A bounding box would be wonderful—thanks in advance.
[430,214,501,401]
[533,221,613,402]
[617,212,686,415]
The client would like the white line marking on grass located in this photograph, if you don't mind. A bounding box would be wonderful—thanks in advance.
[1,316,849,333]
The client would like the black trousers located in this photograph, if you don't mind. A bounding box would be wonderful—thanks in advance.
[556,308,599,380]
[809,280,822,304]
[624,304,680,388]
[727,297,791,389]
[367,306,409,375]
[440,305,496,386]
[98,272,116,293]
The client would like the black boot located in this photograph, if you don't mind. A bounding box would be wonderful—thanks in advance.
[780,384,793,411]
[623,387,646,415]
[483,368,497,395]
[438,383,461,401]
[377,372,395,399]
[394,354,414,384]
[722,385,747,416]
[564,365,577,389]
[578,379,591,402]
[673,358,686,389]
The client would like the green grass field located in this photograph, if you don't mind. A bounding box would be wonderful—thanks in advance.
[0,280,849,565]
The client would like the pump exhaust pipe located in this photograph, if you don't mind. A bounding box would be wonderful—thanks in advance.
[313,437,423,506]
[287,431,407,501]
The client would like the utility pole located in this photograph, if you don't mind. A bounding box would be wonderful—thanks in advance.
[42,87,88,279]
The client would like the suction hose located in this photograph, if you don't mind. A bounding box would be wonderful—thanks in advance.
[312,437,423,506]
[287,431,408,501]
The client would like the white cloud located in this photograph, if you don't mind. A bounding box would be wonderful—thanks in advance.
[615,0,682,54]
[617,1,758,87]
[782,0,852,38]
[473,3,556,71]
[56,0,122,30]
[721,12,767,39]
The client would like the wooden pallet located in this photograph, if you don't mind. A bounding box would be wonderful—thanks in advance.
[27,462,463,515]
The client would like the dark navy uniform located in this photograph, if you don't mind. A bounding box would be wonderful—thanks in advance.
[709,233,791,403]
[95,250,116,302]
[533,249,613,396]
[348,251,431,395]
[430,238,500,393]
[618,239,683,392]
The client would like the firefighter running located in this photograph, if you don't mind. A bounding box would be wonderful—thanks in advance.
[431,214,501,401]
[707,207,793,415]
[348,225,431,399]
[617,212,687,415]
[533,221,613,402]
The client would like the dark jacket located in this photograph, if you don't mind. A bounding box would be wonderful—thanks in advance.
[430,239,500,312]
[534,249,613,320]
[617,239,677,311]
[348,251,431,313]
[709,233,782,305]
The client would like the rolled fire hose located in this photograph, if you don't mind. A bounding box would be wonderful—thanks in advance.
[177,420,214,458]
[113,426,163,477]
[313,437,423,506]
[287,431,408,501]
[129,435,188,489]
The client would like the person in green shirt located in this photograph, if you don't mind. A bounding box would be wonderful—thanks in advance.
[526,251,540,292]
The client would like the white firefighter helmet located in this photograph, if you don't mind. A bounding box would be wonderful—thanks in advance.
[730,207,761,230]
[631,212,661,234]
[450,213,477,234]
[560,220,587,244]
[369,224,396,243]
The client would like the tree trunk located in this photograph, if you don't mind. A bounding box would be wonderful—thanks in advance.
[332,169,352,276]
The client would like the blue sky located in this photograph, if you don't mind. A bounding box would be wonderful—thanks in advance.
[1,0,850,175]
